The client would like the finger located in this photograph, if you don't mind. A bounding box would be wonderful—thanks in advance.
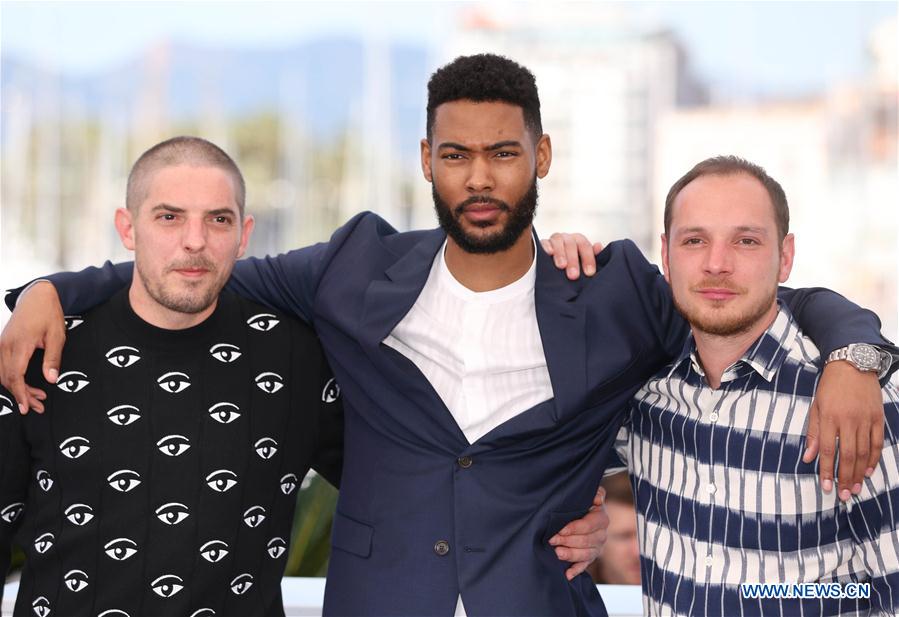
[549,531,600,550]
[577,236,596,276]
[852,420,871,493]
[562,235,580,280]
[803,400,820,464]
[42,326,66,384]
[26,390,44,414]
[539,238,554,255]
[837,426,856,502]
[555,507,605,536]
[817,409,837,494]
[9,375,32,415]
[549,234,568,268]
[565,561,590,581]
[592,242,604,255]
[868,419,884,478]
[594,486,606,507]
[556,545,599,564]
[26,385,47,401]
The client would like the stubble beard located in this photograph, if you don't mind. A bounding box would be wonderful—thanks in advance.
[136,256,223,315]
[673,280,778,338]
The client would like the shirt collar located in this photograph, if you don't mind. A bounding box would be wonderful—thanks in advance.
[436,236,538,303]
[667,301,801,384]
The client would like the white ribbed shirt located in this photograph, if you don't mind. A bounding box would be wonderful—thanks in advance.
[383,239,553,615]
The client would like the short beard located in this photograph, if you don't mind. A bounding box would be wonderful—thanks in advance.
[136,256,221,315]
[673,283,777,337]
[432,177,538,254]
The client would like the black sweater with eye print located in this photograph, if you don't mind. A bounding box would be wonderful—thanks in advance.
[0,288,343,617]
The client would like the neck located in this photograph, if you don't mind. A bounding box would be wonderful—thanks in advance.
[128,283,216,330]
[692,303,779,389]
[443,228,534,292]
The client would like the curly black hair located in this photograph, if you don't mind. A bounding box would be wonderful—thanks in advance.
[426,53,543,141]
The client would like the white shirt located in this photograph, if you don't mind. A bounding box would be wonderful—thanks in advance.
[383,239,554,615]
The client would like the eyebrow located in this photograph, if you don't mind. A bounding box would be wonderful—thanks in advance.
[437,140,523,152]
[150,204,238,217]
[676,225,769,235]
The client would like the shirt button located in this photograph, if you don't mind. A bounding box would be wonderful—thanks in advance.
[434,540,450,556]
[705,555,714,567]
[707,484,716,495]
[457,456,473,469]
[709,412,719,422]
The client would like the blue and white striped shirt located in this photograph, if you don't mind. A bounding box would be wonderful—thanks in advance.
[613,304,899,616]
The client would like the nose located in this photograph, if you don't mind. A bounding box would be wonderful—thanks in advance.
[703,241,733,276]
[465,156,494,194]
[182,218,207,253]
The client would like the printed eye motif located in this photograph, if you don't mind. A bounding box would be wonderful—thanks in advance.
[1,502,24,523]
[150,574,184,598]
[64,569,89,592]
[243,506,266,528]
[157,435,191,457]
[206,470,237,493]
[57,371,90,393]
[210,343,242,363]
[64,316,84,330]
[59,436,91,459]
[0,394,14,416]
[157,372,191,394]
[107,404,141,426]
[321,378,340,403]
[255,372,284,394]
[104,537,138,561]
[280,473,298,495]
[247,313,279,332]
[267,537,286,559]
[105,346,141,368]
[254,437,278,460]
[199,540,229,563]
[107,470,141,493]
[189,610,215,617]
[32,596,51,617]
[34,532,55,554]
[36,469,53,491]
[98,611,131,617]
[155,502,189,525]
[208,402,241,424]
[230,573,254,595]
[64,503,94,526]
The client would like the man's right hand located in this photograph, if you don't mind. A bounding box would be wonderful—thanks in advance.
[0,281,66,414]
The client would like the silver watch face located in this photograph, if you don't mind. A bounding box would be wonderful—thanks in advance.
[850,344,881,370]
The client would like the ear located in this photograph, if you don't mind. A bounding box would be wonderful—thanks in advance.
[778,233,795,283]
[660,233,671,284]
[236,215,255,259]
[535,134,552,179]
[420,138,433,182]
[114,208,136,251]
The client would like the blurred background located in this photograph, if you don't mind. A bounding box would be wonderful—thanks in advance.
[2,0,897,579]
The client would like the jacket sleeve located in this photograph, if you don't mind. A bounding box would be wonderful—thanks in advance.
[0,385,29,605]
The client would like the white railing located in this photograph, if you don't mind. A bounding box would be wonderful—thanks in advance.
[3,577,642,616]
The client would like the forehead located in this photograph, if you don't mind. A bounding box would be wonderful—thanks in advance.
[432,100,530,145]
[671,173,776,230]
[141,164,238,211]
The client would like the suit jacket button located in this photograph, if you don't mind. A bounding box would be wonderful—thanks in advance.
[457,456,473,469]
[434,540,450,556]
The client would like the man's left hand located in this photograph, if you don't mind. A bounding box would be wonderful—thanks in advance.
[540,233,604,280]
[548,486,608,580]
[803,361,883,500]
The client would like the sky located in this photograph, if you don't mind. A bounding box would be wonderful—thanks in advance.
[2,1,896,97]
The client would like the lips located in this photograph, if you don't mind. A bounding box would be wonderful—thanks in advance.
[696,288,739,301]
[174,268,209,277]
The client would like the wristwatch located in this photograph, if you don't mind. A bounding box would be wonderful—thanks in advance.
[826,343,889,373]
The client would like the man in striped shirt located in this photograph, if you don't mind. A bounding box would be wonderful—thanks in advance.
[613,155,899,616]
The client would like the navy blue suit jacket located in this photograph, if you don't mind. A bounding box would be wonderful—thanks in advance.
[13,212,895,616]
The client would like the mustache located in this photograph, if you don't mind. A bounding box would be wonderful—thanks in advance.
[453,195,511,215]
[691,279,746,293]
[166,256,217,273]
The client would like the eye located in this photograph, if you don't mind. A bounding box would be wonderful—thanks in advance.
[266,537,286,559]
[1,502,24,523]
[156,434,191,457]
[155,502,189,525]
[150,574,184,598]
[255,372,284,394]
[199,540,229,563]
[107,469,141,493]
[64,569,89,592]
[208,402,241,424]
[64,503,94,526]
[105,346,141,368]
[64,316,84,330]
[57,371,90,393]
[59,436,91,459]
[243,506,266,528]
[210,343,242,363]
[0,394,14,416]
[107,404,141,426]
[254,437,278,460]
[206,470,237,493]
[32,596,51,617]
[157,371,191,394]
[36,469,53,491]
[321,378,340,403]
[247,313,279,332]
[229,573,254,595]
[34,532,55,554]
[279,473,298,495]
[104,537,138,561]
